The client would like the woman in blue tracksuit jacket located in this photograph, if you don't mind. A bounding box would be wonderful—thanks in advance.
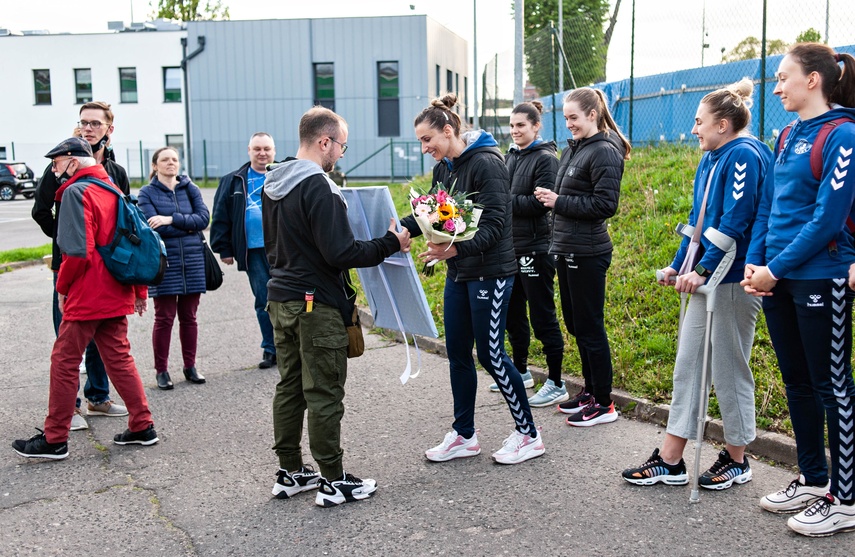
[622,79,771,490]
[139,147,210,390]
[743,43,855,537]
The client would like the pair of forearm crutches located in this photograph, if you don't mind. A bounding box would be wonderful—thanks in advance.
[656,223,737,503]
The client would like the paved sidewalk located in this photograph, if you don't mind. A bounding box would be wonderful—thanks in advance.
[0,262,848,556]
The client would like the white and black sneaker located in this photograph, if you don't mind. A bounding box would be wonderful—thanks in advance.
[12,429,69,460]
[787,493,855,537]
[315,472,378,507]
[272,465,321,499]
[113,425,159,446]
[760,474,829,514]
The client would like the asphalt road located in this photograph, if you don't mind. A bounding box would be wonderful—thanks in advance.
[0,258,851,556]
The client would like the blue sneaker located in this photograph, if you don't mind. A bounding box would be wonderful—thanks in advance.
[527,379,569,407]
[489,369,533,392]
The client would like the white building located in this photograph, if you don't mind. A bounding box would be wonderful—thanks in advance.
[0,27,186,179]
[0,15,468,181]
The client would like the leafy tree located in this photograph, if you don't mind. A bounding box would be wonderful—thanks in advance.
[723,36,788,62]
[796,27,823,44]
[151,0,230,21]
[517,0,621,95]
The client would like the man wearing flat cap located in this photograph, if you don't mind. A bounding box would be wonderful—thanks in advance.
[31,101,131,431]
[12,138,158,460]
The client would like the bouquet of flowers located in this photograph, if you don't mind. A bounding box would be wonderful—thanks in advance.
[409,181,482,267]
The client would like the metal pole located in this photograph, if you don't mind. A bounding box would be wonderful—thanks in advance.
[10,141,14,160]
[390,138,394,182]
[139,140,144,181]
[558,0,563,92]
[701,1,706,68]
[825,0,830,44]
[473,0,479,129]
[513,0,524,106]
[203,139,208,184]
[629,0,635,143]
[550,21,557,144]
[760,0,767,142]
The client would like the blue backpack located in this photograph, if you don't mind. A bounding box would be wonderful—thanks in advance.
[87,178,167,286]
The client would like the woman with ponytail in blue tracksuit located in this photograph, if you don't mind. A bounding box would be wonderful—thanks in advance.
[622,78,771,491]
[742,43,855,537]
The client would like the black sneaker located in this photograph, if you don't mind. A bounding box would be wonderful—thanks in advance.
[272,465,322,499]
[12,429,69,460]
[557,388,594,415]
[258,351,276,369]
[699,449,752,490]
[113,425,159,446]
[315,472,378,507]
[621,448,688,486]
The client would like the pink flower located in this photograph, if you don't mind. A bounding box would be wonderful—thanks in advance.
[436,190,449,204]
[443,218,457,232]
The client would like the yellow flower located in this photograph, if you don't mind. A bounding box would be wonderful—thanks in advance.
[437,203,457,221]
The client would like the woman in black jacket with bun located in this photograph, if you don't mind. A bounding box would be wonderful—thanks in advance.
[403,94,544,466]
[535,87,631,427]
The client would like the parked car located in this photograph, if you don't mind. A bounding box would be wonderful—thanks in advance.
[0,161,36,201]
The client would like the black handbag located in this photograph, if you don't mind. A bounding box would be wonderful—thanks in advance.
[200,233,224,291]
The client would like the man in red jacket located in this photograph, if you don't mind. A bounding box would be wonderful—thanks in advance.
[13,138,158,459]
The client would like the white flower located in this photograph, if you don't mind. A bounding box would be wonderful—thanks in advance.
[414,203,431,218]
[454,218,467,233]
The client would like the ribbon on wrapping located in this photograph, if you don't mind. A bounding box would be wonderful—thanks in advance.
[348,190,422,384]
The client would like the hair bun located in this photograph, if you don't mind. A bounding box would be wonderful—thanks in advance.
[530,100,544,114]
[437,93,458,110]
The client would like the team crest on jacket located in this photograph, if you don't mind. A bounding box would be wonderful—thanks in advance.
[794,139,812,155]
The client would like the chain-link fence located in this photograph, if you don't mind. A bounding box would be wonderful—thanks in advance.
[481,0,855,147]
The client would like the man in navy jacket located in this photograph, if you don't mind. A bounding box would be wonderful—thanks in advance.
[211,133,277,368]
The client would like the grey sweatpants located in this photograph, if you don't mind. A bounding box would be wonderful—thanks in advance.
[666,282,761,446]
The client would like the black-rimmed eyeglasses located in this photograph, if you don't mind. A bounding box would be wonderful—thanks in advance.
[327,137,348,154]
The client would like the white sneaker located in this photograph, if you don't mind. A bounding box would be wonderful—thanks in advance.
[527,379,569,407]
[489,370,534,392]
[425,430,481,462]
[760,474,829,514]
[491,427,545,465]
[70,408,89,431]
[787,494,855,536]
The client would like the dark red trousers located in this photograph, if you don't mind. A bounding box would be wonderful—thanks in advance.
[45,316,153,444]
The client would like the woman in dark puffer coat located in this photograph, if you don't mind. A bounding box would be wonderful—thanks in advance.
[138,147,209,390]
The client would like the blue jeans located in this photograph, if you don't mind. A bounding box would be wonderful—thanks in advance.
[444,276,535,439]
[763,278,855,501]
[52,273,111,406]
[246,248,275,355]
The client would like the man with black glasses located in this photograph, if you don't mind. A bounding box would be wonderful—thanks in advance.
[32,101,131,431]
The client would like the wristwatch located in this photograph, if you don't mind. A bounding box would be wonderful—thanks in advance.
[694,263,712,278]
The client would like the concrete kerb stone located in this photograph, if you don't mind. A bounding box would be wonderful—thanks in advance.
[0,258,44,273]
[359,306,800,469]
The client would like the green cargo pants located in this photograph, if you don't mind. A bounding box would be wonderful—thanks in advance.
[268,300,349,480]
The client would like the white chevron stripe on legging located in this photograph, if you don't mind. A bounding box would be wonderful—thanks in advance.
[830,280,853,499]
[487,279,530,434]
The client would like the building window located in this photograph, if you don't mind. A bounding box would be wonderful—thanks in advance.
[0,146,6,159]
[435,65,440,96]
[313,63,335,111]
[119,68,138,103]
[446,70,453,95]
[163,67,182,103]
[377,61,400,137]
[33,69,51,105]
[74,68,92,104]
[165,134,185,165]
